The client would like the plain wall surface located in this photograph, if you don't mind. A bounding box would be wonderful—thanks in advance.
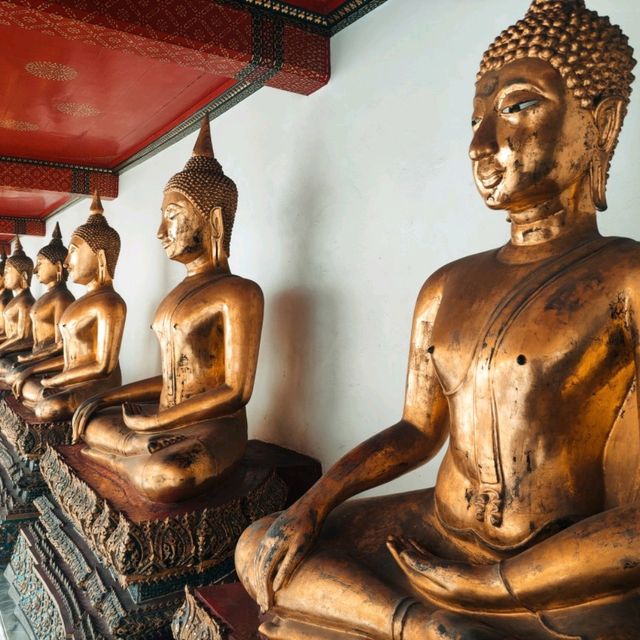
[19,0,640,496]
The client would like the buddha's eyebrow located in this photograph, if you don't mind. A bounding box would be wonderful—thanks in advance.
[497,81,547,101]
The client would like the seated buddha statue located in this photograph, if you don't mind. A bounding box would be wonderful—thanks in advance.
[0,249,14,340]
[0,238,35,362]
[71,118,263,505]
[0,223,75,381]
[12,193,126,422]
[236,2,640,639]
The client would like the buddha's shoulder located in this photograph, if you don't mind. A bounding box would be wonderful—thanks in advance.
[604,235,640,251]
[197,274,264,302]
[415,249,496,304]
[10,294,35,309]
[421,249,497,286]
[74,288,126,312]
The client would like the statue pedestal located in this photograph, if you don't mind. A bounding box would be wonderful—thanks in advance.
[172,582,263,640]
[6,440,321,639]
[0,397,70,565]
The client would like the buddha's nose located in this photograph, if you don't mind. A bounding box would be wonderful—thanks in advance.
[469,117,499,161]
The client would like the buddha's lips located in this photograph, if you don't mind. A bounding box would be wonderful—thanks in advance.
[478,168,504,189]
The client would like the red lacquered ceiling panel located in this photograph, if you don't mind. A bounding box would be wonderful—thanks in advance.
[0,25,235,167]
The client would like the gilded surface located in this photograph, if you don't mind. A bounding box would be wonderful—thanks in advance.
[235,1,640,639]
[0,237,35,362]
[40,446,287,585]
[73,118,264,504]
[0,223,75,385]
[0,249,14,340]
[12,193,126,422]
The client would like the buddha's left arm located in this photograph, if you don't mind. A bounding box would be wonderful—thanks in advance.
[496,292,640,611]
[126,283,264,433]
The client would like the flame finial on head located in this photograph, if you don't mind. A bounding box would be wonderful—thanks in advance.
[6,235,34,279]
[193,116,215,159]
[39,221,68,266]
[12,236,24,256]
[90,190,104,216]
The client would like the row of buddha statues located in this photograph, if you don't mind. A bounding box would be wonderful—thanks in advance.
[1,0,638,637]
[0,117,261,505]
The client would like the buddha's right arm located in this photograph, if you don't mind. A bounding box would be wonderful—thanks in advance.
[303,272,448,515]
[19,355,65,376]
[250,274,449,610]
[304,417,447,519]
[91,376,163,404]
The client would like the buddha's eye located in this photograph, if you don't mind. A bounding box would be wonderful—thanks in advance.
[501,99,540,115]
[471,116,482,128]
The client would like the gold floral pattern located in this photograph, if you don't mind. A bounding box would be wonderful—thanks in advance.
[0,119,39,132]
[25,61,78,81]
[56,102,101,118]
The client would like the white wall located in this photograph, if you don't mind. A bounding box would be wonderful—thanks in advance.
[20,0,640,496]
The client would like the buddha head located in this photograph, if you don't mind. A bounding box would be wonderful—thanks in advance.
[160,117,238,267]
[66,193,121,286]
[471,0,636,216]
[36,222,69,287]
[4,237,33,291]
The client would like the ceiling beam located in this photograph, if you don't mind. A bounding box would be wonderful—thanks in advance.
[0,157,118,198]
[0,0,330,95]
[0,217,45,236]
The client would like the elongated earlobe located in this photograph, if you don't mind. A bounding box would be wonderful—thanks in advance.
[209,207,224,266]
[590,98,625,212]
[97,249,109,285]
[589,152,607,212]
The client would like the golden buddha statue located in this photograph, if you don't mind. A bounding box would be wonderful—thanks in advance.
[235,2,640,638]
[0,238,35,361]
[71,118,264,505]
[0,249,14,340]
[12,194,126,422]
[0,224,75,382]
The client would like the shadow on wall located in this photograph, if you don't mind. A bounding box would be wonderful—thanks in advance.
[261,287,341,460]
[253,121,345,459]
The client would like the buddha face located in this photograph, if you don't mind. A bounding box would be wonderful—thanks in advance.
[35,255,58,286]
[470,57,597,215]
[65,236,99,285]
[3,263,21,290]
[158,191,207,263]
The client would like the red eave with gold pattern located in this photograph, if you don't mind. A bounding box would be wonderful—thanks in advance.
[0,0,388,238]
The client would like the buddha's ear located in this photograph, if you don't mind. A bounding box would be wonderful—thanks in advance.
[594,97,625,155]
[590,97,625,212]
[20,271,29,287]
[96,248,109,284]
[209,206,224,241]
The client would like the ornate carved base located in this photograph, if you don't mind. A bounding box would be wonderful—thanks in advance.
[0,426,50,566]
[170,584,371,640]
[7,440,321,639]
[0,395,71,459]
[172,583,262,640]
